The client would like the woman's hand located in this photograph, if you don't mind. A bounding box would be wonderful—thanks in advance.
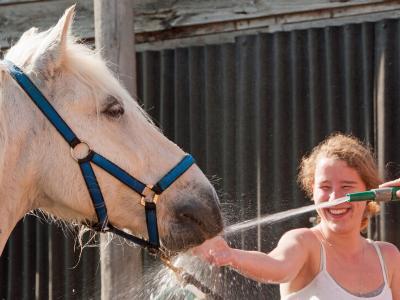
[379,178,400,198]
[191,236,233,267]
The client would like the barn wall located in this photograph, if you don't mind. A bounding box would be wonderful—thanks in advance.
[1,3,400,299]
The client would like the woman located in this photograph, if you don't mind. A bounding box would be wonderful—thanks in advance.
[193,133,400,299]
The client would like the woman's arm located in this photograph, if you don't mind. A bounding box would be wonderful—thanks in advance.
[192,228,312,284]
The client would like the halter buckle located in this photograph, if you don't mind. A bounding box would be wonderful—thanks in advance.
[140,185,159,206]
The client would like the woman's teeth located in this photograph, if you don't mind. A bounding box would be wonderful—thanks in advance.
[328,208,348,215]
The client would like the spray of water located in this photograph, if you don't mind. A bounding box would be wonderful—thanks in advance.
[225,196,349,235]
[135,197,350,299]
[133,254,221,299]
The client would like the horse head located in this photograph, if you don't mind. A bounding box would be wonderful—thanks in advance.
[0,6,223,254]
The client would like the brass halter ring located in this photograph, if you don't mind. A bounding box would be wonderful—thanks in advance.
[140,184,159,206]
[70,141,91,162]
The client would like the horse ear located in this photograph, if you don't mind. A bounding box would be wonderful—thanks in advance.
[31,5,76,77]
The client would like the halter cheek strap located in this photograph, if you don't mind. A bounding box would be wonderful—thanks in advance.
[3,60,195,250]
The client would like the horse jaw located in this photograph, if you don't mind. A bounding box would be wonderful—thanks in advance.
[99,162,224,252]
[0,134,41,255]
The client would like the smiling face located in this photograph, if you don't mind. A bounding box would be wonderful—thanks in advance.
[313,157,367,234]
[298,133,382,232]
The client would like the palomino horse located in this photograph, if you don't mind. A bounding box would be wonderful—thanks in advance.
[0,6,222,255]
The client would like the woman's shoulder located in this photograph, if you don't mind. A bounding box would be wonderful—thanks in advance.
[374,240,400,255]
[278,227,320,248]
[278,228,322,290]
[374,240,400,261]
[373,240,400,278]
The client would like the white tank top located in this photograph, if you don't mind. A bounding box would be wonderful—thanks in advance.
[280,240,393,300]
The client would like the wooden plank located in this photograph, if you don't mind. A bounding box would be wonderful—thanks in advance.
[132,0,386,31]
[94,0,136,95]
[0,0,397,50]
[0,0,93,49]
[0,0,39,4]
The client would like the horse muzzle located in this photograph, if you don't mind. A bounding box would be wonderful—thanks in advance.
[158,185,223,252]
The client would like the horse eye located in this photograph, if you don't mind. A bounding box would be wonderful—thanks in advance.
[102,98,125,119]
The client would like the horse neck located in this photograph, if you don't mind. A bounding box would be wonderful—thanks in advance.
[0,138,39,255]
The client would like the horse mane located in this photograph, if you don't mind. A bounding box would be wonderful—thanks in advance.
[4,25,156,128]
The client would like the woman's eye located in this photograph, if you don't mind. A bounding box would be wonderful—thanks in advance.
[102,98,125,119]
[320,186,330,191]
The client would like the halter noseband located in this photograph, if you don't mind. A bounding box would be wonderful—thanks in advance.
[3,60,195,251]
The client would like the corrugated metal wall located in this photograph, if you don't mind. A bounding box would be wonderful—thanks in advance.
[0,218,101,299]
[137,22,379,299]
[375,19,400,247]
[1,17,399,299]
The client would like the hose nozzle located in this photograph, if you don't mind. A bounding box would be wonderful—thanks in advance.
[347,187,400,202]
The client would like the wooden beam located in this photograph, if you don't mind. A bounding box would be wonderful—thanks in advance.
[0,0,94,50]
[94,0,142,298]
[2,0,400,51]
[94,0,136,96]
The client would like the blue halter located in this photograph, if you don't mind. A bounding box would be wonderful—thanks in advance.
[3,60,195,250]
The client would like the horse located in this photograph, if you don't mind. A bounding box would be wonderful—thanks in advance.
[0,6,223,256]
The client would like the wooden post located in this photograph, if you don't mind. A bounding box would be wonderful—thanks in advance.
[94,1,142,299]
[94,0,137,96]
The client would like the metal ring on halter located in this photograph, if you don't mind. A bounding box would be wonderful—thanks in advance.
[70,141,92,162]
[140,184,159,206]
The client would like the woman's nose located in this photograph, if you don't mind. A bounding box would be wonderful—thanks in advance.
[329,190,345,201]
[328,192,336,201]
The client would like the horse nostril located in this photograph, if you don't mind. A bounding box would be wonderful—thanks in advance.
[174,196,223,236]
[180,212,203,228]
[163,190,223,250]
